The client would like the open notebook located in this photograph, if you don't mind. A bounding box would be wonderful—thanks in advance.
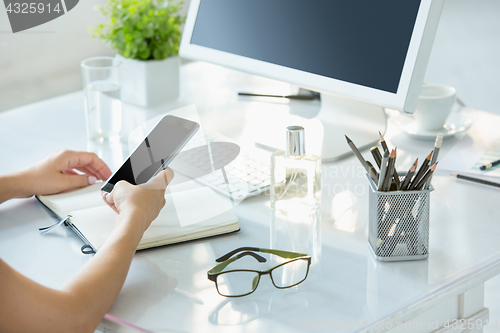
[36,183,239,253]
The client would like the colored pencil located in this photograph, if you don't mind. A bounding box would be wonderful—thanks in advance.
[401,158,418,190]
[409,151,432,190]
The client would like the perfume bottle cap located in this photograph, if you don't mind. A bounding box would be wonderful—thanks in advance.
[286,126,305,156]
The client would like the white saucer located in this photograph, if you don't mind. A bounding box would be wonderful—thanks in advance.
[391,104,473,140]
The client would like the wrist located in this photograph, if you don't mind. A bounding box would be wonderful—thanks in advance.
[115,208,149,234]
[0,172,33,203]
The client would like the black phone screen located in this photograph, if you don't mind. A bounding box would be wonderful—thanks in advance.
[107,116,197,187]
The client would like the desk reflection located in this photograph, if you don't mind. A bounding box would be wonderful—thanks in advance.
[365,254,429,319]
[270,210,321,266]
[209,289,309,326]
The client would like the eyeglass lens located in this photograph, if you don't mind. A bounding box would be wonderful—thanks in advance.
[271,259,309,288]
[216,271,260,297]
[216,259,309,296]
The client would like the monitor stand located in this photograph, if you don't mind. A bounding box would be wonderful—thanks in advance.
[253,92,387,163]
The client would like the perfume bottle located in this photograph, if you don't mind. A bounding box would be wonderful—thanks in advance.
[270,126,321,213]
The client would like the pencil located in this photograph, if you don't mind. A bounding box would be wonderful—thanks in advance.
[345,135,371,174]
[425,133,443,188]
[409,151,432,190]
[379,131,389,153]
[400,158,418,190]
[451,173,500,188]
[383,149,396,191]
[377,149,390,191]
[480,158,500,170]
[414,163,438,190]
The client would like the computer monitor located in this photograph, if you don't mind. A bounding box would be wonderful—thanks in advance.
[180,0,444,161]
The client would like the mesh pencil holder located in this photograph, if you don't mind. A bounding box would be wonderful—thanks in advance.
[366,173,433,262]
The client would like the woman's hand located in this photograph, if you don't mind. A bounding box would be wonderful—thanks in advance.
[19,150,112,196]
[102,168,174,233]
[0,150,112,204]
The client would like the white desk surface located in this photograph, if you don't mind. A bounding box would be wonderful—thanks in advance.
[1,62,500,333]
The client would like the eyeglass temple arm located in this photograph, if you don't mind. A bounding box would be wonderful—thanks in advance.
[259,248,309,259]
[216,247,308,262]
[209,251,267,275]
[215,247,261,262]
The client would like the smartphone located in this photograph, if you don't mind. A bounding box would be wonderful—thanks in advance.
[101,115,200,192]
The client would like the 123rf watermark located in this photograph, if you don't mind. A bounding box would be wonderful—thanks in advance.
[290,318,498,330]
[3,0,79,33]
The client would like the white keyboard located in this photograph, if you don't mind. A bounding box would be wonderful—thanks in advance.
[173,133,272,201]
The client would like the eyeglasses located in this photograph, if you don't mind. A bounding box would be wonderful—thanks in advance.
[207,247,311,297]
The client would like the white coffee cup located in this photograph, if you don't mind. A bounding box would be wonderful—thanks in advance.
[413,84,456,131]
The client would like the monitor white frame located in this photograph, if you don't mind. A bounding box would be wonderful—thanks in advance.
[180,0,444,113]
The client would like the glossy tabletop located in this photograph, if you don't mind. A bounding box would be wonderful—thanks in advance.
[1,62,500,333]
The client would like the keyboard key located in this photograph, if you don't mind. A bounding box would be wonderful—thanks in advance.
[242,175,255,182]
[257,174,269,181]
[249,178,264,186]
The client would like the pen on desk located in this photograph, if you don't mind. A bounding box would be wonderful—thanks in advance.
[451,173,500,188]
[414,163,438,190]
[480,158,500,170]
[370,146,383,169]
[345,135,371,174]
[425,133,443,188]
[366,161,379,183]
[379,131,389,153]
[400,158,418,191]
[238,92,319,100]
[409,151,432,190]
[392,148,401,190]
[377,149,390,190]
[383,149,396,191]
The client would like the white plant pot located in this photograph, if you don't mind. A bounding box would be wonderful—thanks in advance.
[116,54,180,107]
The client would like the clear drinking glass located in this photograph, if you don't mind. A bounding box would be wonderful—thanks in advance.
[81,56,122,142]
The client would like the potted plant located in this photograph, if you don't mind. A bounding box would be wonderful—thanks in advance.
[91,0,184,107]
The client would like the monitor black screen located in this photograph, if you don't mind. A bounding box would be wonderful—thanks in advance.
[191,0,421,94]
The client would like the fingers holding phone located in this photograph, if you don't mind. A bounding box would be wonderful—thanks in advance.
[102,168,174,232]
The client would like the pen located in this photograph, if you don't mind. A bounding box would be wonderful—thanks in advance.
[366,161,379,183]
[383,149,396,191]
[345,135,371,174]
[238,92,320,100]
[451,173,500,188]
[400,158,418,191]
[370,146,383,169]
[379,131,389,153]
[425,133,443,187]
[377,149,390,191]
[480,158,500,170]
[414,163,438,190]
[408,151,432,190]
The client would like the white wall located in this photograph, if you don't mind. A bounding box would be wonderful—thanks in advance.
[0,0,191,112]
[0,0,114,111]
[424,0,500,114]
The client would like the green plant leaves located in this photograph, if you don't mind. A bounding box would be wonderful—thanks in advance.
[90,0,184,60]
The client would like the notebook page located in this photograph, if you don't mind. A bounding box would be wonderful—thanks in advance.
[37,183,106,217]
[70,187,238,250]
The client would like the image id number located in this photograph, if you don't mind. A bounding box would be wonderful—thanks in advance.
[444,318,498,330]
[5,2,62,14]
